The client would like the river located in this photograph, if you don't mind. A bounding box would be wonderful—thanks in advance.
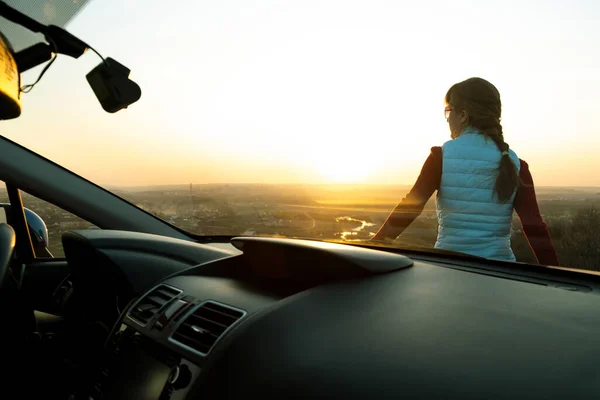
[335,216,376,240]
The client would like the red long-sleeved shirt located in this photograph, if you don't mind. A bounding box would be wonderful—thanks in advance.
[378,147,559,266]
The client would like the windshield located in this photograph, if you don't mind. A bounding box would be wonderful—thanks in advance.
[2,0,600,271]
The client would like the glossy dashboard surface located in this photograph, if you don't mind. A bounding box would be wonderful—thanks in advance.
[72,233,600,400]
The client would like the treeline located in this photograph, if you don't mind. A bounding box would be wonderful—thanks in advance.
[513,207,600,271]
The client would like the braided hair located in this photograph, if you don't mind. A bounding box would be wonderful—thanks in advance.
[445,78,520,203]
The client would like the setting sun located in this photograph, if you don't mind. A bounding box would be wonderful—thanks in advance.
[317,160,372,183]
[305,144,384,183]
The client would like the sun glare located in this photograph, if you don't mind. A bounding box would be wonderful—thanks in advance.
[320,163,372,183]
[311,153,377,183]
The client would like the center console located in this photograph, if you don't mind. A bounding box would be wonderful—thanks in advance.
[78,272,276,400]
[91,325,201,400]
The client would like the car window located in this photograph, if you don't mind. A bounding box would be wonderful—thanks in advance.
[20,191,97,258]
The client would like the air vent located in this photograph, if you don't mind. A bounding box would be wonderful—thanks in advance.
[128,284,182,326]
[170,301,245,355]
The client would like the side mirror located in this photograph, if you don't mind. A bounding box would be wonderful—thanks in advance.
[0,203,49,247]
[23,207,49,248]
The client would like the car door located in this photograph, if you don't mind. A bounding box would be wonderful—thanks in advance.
[0,181,80,314]
[0,135,192,315]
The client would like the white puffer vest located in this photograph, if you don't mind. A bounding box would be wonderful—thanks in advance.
[435,128,521,261]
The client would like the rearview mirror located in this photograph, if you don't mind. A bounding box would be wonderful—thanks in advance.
[86,58,142,113]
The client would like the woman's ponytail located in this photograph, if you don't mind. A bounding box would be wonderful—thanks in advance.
[481,123,520,203]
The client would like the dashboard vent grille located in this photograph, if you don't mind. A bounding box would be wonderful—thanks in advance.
[128,285,182,326]
[171,301,245,355]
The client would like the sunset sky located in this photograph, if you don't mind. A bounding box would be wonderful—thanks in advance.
[2,0,600,187]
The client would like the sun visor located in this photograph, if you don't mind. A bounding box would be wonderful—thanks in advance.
[0,32,21,120]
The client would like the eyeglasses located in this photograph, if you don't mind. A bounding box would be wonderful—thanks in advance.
[444,106,452,120]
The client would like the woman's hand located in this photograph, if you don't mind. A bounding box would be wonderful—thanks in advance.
[370,222,399,243]
[370,233,395,244]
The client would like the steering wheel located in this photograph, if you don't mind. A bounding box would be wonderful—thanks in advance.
[0,223,16,287]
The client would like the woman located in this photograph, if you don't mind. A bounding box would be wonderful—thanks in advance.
[372,77,559,265]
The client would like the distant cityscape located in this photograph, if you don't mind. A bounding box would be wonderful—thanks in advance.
[3,184,600,271]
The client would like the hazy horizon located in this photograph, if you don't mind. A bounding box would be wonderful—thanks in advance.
[105,182,600,191]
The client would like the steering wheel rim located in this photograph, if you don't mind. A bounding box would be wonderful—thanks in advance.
[0,223,16,287]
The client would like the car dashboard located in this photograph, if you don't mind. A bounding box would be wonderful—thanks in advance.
[61,231,600,400]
